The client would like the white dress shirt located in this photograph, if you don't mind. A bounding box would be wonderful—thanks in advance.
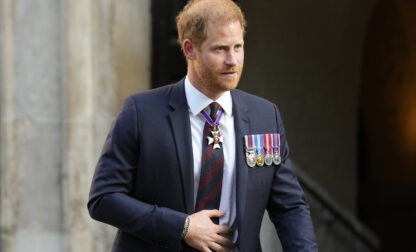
[184,76,238,241]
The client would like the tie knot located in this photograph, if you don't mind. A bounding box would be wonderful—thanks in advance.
[209,102,221,118]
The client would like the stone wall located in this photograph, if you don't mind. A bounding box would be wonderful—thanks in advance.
[1,0,65,250]
[0,0,151,251]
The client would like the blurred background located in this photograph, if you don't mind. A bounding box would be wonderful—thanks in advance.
[1,0,415,251]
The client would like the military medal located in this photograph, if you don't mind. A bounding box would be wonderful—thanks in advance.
[244,135,256,167]
[255,134,265,167]
[245,133,280,167]
[272,133,281,165]
[264,134,273,166]
[208,127,224,149]
[201,108,224,149]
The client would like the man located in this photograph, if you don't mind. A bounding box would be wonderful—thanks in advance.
[88,0,318,251]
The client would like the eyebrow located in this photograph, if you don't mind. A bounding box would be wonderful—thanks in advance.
[211,40,245,47]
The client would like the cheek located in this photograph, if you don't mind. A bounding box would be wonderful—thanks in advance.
[204,55,224,69]
[238,52,245,65]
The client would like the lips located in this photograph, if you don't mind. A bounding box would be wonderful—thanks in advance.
[222,68,239,77]
[222,72,238,78]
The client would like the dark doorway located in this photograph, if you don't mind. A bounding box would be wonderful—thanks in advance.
[359,1,416,251]
[151,0,188,88]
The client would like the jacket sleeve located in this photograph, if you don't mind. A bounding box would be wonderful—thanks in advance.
[87,96,187,251]
[266,104,318,252]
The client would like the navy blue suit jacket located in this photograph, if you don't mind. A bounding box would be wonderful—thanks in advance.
[88,79,317,252]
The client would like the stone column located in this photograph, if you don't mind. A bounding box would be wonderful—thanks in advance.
[0,0,65,251]
[1,0,151,251]
[64,1,151,252]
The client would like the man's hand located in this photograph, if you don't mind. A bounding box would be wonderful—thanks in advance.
[184,210,235,252]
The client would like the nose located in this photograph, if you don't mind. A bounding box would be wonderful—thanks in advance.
[225,50,237,66]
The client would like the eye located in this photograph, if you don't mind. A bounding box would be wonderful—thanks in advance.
[216,46,224,51]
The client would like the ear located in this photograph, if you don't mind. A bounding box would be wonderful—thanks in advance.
[183,39,197,60]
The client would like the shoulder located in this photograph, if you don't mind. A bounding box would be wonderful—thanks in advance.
[232,88,285,132]
[232,88,277,112]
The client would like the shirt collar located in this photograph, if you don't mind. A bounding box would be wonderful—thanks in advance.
[184,76,233,116]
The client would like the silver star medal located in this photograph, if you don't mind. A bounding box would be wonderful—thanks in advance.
[207,129,224,149]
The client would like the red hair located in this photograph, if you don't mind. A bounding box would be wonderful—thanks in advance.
[176,0,247,47]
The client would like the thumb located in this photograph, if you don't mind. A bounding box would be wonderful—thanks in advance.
[206,209,224,218]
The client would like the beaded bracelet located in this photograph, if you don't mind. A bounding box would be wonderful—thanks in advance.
[181,216,191,239]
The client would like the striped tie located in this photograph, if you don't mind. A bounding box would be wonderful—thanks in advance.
[195,102,224,224]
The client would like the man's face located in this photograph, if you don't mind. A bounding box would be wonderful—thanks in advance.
[191,20,244,98]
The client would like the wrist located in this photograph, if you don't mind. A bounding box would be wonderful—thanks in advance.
[181,215,190,240]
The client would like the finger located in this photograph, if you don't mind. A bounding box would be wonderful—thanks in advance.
[214,235,236,249]
[205,209,224,218]
[202,247,212,252]
[216,225,233,235]
[209,242,228,252]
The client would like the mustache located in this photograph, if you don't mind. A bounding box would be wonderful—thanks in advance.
[223,67,240,72]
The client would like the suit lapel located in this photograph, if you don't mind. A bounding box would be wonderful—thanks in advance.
[231,90,250,235]
[168,81,194,214]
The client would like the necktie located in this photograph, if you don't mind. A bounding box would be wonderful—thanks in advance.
[195,102,224,224]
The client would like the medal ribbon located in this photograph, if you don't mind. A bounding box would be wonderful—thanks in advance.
[277,134,280,155]
[260,134,264,156]
[201,110,223,129]
[245,135,254,149]
[256,134,263,156]
[263,134,271,154]
[273,133,280,155]
[251,134,256,157]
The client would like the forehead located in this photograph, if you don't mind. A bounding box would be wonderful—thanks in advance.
[204,20,244,44]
